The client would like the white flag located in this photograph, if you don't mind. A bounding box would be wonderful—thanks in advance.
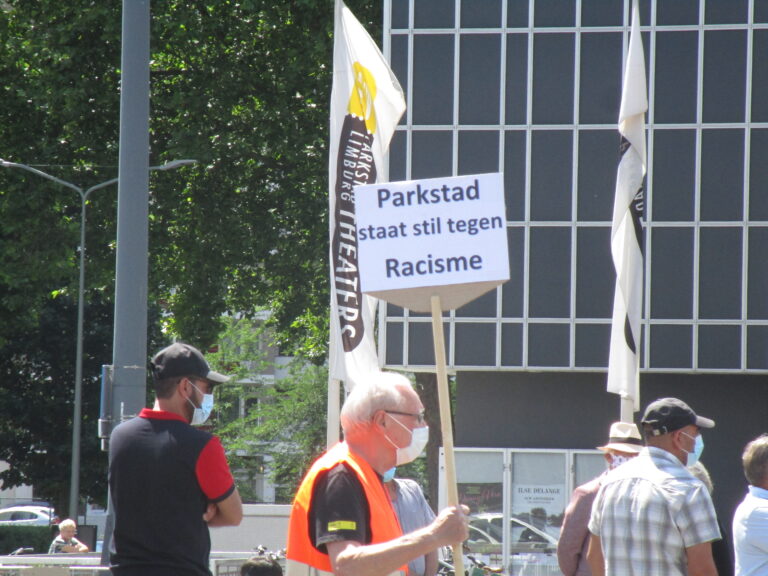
[607,0,647,412]
[328,0,406,389]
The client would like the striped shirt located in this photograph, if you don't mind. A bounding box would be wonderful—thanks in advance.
[588,446,720,575]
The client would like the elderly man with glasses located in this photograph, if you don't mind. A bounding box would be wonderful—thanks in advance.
[286,371,468,576]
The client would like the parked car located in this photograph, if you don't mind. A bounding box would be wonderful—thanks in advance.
[0,506,56,526]
[466,513,561,576]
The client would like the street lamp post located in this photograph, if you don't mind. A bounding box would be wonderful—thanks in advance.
[0,158,196,521]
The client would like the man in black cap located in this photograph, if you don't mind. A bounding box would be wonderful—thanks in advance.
[109,342,243,576]
[587,398,720,576]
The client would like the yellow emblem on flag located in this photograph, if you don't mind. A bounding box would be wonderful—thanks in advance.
[328,520,357,532]
[348,62,377,135]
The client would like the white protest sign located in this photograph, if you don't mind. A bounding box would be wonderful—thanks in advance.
[355,172,509,312]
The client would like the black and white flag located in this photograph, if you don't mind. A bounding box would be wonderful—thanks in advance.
[607,0,647,412]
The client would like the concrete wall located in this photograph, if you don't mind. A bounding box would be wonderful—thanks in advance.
[209,504,290,553]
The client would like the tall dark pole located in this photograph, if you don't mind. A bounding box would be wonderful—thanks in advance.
[112,0,151,426]
[101,1,150,563]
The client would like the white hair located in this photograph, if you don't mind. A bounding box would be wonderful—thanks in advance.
[340,372,413,438]
[58,518,77,531]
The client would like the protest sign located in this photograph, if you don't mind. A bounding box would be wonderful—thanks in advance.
[355,172,509,312]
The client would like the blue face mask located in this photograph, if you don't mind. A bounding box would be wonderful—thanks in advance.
[681,431,704,467]
[382,467,396,483]
[187,381,214,426]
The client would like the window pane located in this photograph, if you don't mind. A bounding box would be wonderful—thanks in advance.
[654,32,698,124]
[698,325,741,369]
[581,0,623,27]
[408,322,448,365]
[657,0,700,25]
[455,323,496,365]
[504,131,527,221]
[461,0,502,28]
[578,131,619,221]
[748,228,768,319]
[650,325,692,368]
[502,228,525,317]
[705,0,748,24]
[700,130,744,221]
[532,34,575,124]
[457,451,504,549]
[456,287,498,318]
[385,321,403,366]
[533,0,574,27]
[703,31,747,123]
[651,130,696,221]
[459,131,500,176]
[749,130,768,219]
[574,453,605,486]
[699,228,743,319]
[509,452,567,532]
[412,131,453,179]
[575,324,610,368]
[413,35,454,125]
[391,1,408,29]
[505,34,529,125]
[501,323,523,366]
[389,131,407,181]
[758,0,768,23]
[391,35,409,105]
[576,227,614,318]
[507,0,529,28]
[529,324,570,367]
[753,31,768,123]
[530,227,571,318]
[747,326,768,369]
[414,0,455,28]
[460,35,501,125]
[579,33,622,125]
[531,131,573,221]
[651,228,693,319]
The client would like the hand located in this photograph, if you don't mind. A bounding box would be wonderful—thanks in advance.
[203,502,217,522]
[431,505,470,547]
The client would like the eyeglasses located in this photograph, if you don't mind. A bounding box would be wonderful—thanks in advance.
[385,410,426,425]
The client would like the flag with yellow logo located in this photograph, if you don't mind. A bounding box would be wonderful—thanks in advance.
[328,0,406,389]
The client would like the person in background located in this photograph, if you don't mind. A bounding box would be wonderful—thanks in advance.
[285,371,468,576]
[48,518,89,554]
[557,422,643,576]
[688,461,733,576]
[385,471,438,576]
[732,433,768,576]
[587,397,720,576]
[109,342,243,576]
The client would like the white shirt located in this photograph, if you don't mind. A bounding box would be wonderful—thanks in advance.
[733,485,768,576]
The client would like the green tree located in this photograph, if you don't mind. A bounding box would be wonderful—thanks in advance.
[0,0,383,508]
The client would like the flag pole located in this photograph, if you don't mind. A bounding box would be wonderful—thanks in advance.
[430,295,464,576]
[607,0,647,419]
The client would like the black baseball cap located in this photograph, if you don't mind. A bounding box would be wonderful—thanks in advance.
[641,397,715,436]
[151,342,229,385]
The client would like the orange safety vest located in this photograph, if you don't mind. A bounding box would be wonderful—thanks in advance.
[286,442,404,575]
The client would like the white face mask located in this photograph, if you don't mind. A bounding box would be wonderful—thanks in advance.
[384,414,429,465]
[608,454,632,470]
[187,381,214,426]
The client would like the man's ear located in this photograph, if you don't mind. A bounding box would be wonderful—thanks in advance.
[372,409,387,430]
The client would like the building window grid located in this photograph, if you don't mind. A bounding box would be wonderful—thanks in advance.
[380,0,768,373]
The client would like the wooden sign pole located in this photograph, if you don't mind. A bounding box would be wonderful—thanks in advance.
[430,295,464,576]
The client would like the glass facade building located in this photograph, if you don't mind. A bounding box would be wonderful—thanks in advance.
[380,0,768,373]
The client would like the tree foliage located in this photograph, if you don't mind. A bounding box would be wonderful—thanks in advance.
[0,0,381,510]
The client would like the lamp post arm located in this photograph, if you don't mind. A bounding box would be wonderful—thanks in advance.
[0,159,85,198]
